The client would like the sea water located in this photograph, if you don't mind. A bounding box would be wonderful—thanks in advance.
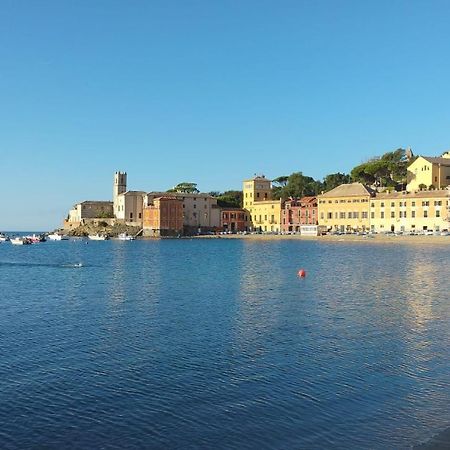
[0,238,449,449]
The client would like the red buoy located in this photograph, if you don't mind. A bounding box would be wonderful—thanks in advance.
[298,269,306,278]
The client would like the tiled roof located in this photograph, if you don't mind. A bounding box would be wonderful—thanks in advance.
[319,183,375,198]
[147,191,214,199]
[422,157,450,166]
[375,189,450,199]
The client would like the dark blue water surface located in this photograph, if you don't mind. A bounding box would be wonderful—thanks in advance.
[0,238,449,449]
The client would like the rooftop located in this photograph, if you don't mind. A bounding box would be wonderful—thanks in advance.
[375,189,450,199]
[319,183,375,198]
[421,156,450,167]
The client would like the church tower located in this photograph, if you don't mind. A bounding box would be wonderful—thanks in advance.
[113,171,127,217]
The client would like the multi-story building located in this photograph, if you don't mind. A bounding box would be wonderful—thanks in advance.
[64,201,113,229]
[221,208,247,232]
[145,192,220,233]
[318,183,374,232]
[407,152,450,191]
[143,197,183,237]
[114,190,147,226]
[112,173,221,232]
[370,190,450,233]
[243,176,282,232]
[281,197,318,232]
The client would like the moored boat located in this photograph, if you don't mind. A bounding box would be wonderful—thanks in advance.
[25,234,46,243]
[117,233,135,241]
[0,233,9,242]
[88,234,109,241]
[10,237,32,245]
[47,233,69,241]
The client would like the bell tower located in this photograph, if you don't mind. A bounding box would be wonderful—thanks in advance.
[113,171,127,216]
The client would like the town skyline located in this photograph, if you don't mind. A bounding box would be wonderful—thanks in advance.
[2,1,450,229]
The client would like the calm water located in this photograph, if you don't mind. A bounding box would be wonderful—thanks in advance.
[0,238,449,449]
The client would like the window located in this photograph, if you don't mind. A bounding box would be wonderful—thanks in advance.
[381,202,385,207]
[424,210,428,218]
[436,210,441,217]
[435,201,442,206]
[412,211,415,218]
[130,212,133,219]
[391,202,395,207]
[340,212,345,219]
[371,212,375,219]
[412,201,415,207]
[348,212,352,219]
[381,212,385,219]
[138,213,142,219]
[327,212,332,219]
[354,212,359,218]
[362,212,368,219]
[391,211,395,218]
[321,212,324,219]
[257,193,260,198]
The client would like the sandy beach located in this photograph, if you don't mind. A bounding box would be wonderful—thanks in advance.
[198,233,450,245]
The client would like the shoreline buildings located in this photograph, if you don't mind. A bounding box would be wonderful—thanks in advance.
[62,150,450,236]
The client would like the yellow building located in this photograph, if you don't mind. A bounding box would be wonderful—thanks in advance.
[243,176,282,232]
[407,153,450,191]
[318,183,374,232]
[370,190,450,233]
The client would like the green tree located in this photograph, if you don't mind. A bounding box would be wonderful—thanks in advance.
[350,148,408,189]
[168,182,199,194]
[322,172,351,192]
[216,190,243,208]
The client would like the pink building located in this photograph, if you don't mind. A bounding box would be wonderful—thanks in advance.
[282,196,318,232]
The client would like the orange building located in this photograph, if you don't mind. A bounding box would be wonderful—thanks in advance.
[221,208,248,232]
[143,197,183,237]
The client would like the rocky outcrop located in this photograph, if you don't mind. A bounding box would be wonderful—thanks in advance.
[61,222,142,237]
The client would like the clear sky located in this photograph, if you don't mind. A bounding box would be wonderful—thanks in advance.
[2,0,450,230]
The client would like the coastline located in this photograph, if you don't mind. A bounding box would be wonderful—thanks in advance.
[195,233,450,245]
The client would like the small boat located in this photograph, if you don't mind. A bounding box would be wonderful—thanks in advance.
[47,233,69,241]
[0,233,9,242]
[10,237,32,245]
[117,233,135,241]
[25,234,46,243]
[88,234,109,241]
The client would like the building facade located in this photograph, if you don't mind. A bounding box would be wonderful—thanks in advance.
[281,197,318,232]
[243,176,282,232]
[143,197,183,237]
[407,153,450,191]
[145,192,221,233]
[318,183,374,232]
[221,208,247,232]
[65,201,114,228]
[370,190,450,233]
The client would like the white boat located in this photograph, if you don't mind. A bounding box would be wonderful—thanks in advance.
[10,237,31,245]
[0,233,9,242]
[47,233,69,241]
[117,233,135,241]
[88,234,109,241]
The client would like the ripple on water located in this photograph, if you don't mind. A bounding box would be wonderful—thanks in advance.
[0,239,449,449]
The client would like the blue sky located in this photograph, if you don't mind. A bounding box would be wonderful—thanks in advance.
[1,0,450,230]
